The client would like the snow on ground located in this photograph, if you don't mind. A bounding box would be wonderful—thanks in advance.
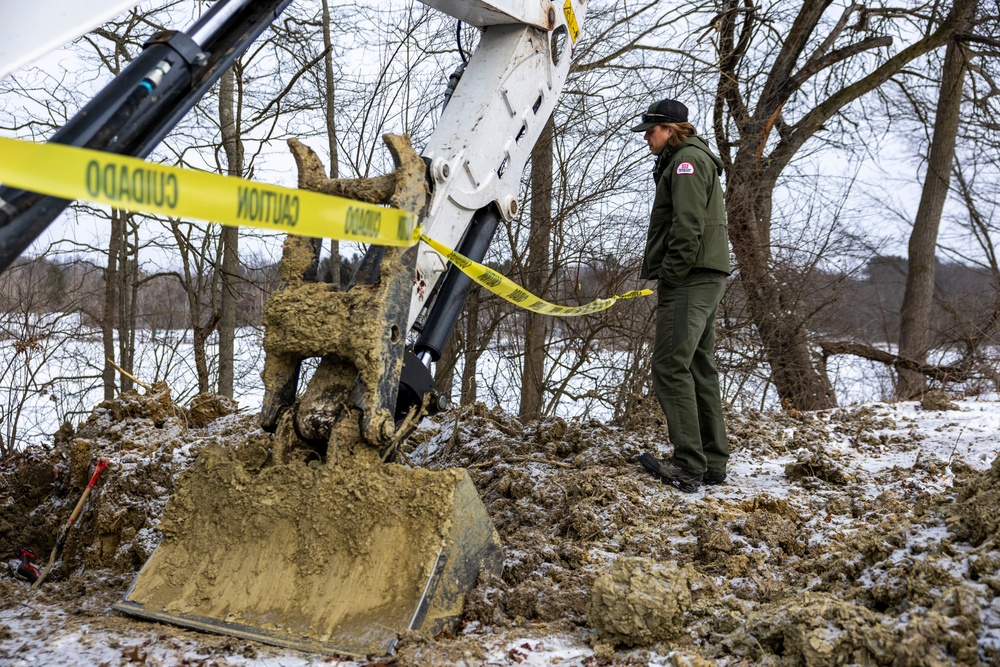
[2,392,1000,666]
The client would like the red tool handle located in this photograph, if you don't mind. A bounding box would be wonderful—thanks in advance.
[87,458,109,488]
[65,458,109,530]
[32,457,110,590]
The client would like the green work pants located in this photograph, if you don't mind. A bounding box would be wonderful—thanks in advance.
[652,272,729,475]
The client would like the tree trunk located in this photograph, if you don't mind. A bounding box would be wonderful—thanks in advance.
[218,67,243,398]
[519,116,554,420]
[170,221,219,395]
[322,0,341,288]
[101,210,123,400]
[727,170,836,410]
[434,329,457,404]
[897,12,972,398]
[460,290,481,406]
[118,217,138,393]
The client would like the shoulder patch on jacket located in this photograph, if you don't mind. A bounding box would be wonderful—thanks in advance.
[676,162,695,175]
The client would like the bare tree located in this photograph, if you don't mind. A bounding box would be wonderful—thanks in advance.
[218,66,244,398]
[519,116,555,419]
[321,0,342,288]
[897,0,978,398]
[168,220,221,394]
[0,258,99,453]
[710,0,978,410]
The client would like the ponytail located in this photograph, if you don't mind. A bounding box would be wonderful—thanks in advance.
[662,122,697,148]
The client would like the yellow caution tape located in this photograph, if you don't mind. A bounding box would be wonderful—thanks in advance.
[562,0,581,43]
[0,137,648,316]
[420,234,651,316]
[0,137,417,245]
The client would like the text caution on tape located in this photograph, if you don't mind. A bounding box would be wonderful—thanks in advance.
[0,137,417,245]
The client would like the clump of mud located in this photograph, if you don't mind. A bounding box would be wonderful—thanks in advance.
[393,631,487,667]
[587,557,697,647]
[186,392,239,427]
[722,592,898,665]
[784,444,853,486]
[921,390,960,411]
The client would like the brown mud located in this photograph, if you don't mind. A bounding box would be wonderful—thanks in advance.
[1,389,1000,665]
[121,441,497,656]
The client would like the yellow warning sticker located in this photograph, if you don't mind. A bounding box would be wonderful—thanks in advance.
[563,0,581,43]
[0,137,417,245]
[420,234,650,317]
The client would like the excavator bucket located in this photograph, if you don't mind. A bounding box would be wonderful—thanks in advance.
[114,443,502,657]
[114,135,503,657]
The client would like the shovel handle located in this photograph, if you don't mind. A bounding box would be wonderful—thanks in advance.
[64,458,109,531]
[31,458,109,590]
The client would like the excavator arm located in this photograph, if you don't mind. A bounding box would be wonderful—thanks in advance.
[259,0,585,455]
[0,0,587,657]
[0,0,585,452]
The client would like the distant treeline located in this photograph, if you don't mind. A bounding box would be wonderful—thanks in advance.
[1,253,992,352]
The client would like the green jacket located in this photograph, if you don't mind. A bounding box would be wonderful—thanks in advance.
[640,135,730,285]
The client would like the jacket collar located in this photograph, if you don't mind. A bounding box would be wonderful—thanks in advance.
[653,143,680,183]
[652,136,723,182]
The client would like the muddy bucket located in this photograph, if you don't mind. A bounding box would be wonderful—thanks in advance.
[114,445,502,657]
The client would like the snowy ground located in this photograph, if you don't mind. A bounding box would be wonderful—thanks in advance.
[2,391,1000,666]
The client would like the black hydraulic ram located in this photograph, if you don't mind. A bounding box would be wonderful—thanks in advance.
[0,0,294,274]
[393,204,504,422]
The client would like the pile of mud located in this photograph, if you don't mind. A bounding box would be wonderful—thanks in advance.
[401,403,1000,665]
[3,387,1000,665]
[0,383,247,580]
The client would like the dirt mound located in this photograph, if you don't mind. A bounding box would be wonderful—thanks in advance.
[948,454,1000,548]
[1,385,258,583]
[3,395,1000,665]
[408,402,1000,663]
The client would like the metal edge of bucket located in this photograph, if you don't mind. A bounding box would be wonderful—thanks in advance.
[111,599,379,657]
[111,468,501,658]
[112,545,453,659]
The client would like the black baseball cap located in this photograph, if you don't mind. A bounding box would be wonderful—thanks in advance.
[630,99,688,132]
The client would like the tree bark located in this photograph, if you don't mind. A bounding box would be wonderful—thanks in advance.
[101,210,123,400]
[519,116,554,420]
[434,329,457,404]
[170,222,219,395]
[897,1,974,398]
[460,289,481,406]
[322,0,341,289]
[819,340,972,383]
[118,218,138,393]
[218,67,243,398]
[726,169,836,410]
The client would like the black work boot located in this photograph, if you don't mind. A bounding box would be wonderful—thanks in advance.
[638,453,702,493]
[702,471,727,485]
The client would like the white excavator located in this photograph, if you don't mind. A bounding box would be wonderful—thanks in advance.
[0,0,586,658]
